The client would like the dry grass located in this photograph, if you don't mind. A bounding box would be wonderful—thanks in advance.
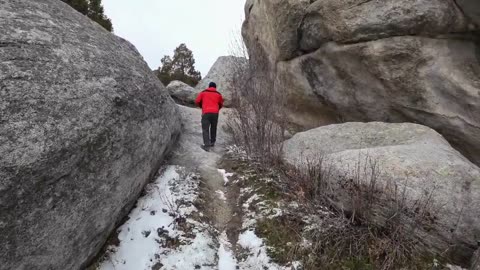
[226,35,445,269]
[277,155,442,270]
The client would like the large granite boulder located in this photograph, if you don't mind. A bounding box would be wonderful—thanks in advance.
[473,250,480,270]
[165,56,248,108]
[195,56,249,107]
[0,1,181,269]
[166,80,197,106]
[283,122,480,264]
[243,0,480,166]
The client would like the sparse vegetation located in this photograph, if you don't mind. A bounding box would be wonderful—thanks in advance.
[227,38,288,166]
[224,149,444,269]
[226,35,450,269]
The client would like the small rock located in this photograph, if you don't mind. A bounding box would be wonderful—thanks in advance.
[157,227,169,236]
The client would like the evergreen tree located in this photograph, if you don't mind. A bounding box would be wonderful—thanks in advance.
[157,56,174,86]
[156,44,202,87]
[87,0,113,32]
[61,0,113,32]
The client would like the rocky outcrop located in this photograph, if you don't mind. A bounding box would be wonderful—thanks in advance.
[195,56,249,107]
[283,122,480,264]
[0,1,180,269]
[472,249,480,270]
[243,0,480,165]
[166,80,197,106]
[165,56,248,108]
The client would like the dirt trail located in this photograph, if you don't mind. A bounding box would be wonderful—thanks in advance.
[169,105,236,233]
[94,105,287,270]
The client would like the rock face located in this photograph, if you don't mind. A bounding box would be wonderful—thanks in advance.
[283,122,480,264]
[243,0,480,166]
[472,249,480,270]
[0,1,181,269]
[166,80,197,106]
[165,56,247,108]
[195,56,249,107]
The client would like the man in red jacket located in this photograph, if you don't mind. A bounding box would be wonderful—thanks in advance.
[195,82,224,151]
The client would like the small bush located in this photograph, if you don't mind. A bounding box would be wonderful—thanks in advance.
[227,38,287,166]
[278,155,441,270]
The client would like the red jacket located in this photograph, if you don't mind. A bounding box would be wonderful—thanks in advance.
[195,87,224,114]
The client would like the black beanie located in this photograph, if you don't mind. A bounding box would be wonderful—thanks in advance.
[209,82,217,88]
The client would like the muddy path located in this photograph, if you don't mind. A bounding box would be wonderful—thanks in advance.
[92,105,293,270]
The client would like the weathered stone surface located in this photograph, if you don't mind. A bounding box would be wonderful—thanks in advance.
[0,1,181,269]
[472,249,480,270]
[243,0,480,166]
[283,122,480,263]
[457,0,480,26]
[166,80,197,106]
[243,0,310,62]
[166,57,247,108]
[196,56,249,107]
[279,36,480,163]
[299,0,469,52]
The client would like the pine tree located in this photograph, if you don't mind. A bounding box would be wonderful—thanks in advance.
[156,44,202,87]
[157,56,174,86]
[61,0,89,15]
[61,0,113,32]
[87,0,113,32]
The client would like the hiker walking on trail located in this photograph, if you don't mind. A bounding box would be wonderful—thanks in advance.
[195,82,224,151]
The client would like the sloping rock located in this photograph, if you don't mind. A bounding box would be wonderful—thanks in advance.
[472,249,480,270]
[0,1,180,269]
[166,80,197,106]
[457,0,480,26]
[283,122,480,264]
[243,0,480,166]
[195,56,249,107]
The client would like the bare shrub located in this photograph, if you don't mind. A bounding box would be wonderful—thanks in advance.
[278,155,440,269]
[225,29,444,270]
[227,36,287,165]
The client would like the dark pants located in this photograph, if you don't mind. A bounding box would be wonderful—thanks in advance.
[201,113,219,146]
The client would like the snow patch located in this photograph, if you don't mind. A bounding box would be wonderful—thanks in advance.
[216,190,227,201]
[218,232,237,270]
[98,166,211,270]
[237,230,289,270]
[218,169,234,185]
[160,232,217,269]
[238,230,263,249]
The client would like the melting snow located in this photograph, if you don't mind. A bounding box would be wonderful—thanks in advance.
[216,190,227,201]
[218,232,237,270]
[237,230,289,270]
[97,165,214,270]
[218,169,234,185]
[96,161,294,270]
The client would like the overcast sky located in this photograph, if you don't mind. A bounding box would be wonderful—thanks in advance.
[102,0,246,76]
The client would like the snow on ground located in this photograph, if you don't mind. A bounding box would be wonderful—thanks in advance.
[97,165,215,270]
[218,169,234,185]
[160,231,217,269]
[218,232,237,270]
[215,190,227,201]
[237,230,291,270]
[236,187,299,270]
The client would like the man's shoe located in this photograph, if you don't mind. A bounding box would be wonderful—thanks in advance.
[201,145,210,152]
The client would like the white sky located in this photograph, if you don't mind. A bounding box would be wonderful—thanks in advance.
[102,0,246,76]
